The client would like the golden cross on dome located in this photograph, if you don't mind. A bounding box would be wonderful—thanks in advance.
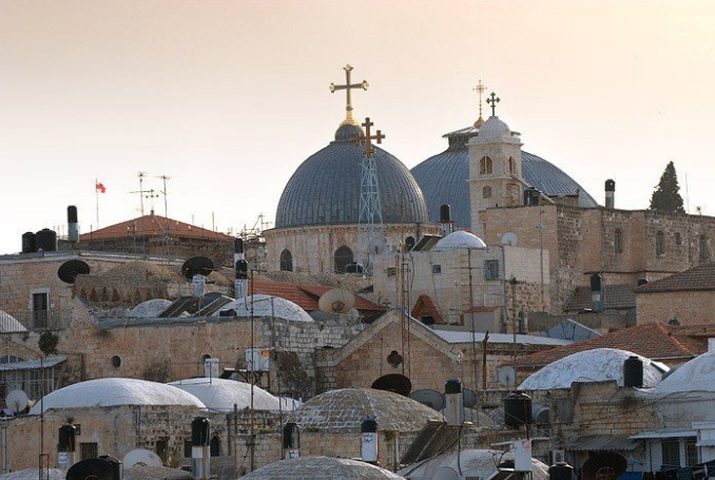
[354,117,385,158]
[330,64,369,126]
[473,79,487,126]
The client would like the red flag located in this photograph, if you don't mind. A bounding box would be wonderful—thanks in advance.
[96,182,106,193]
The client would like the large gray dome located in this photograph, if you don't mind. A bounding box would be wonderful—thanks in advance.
[275,125,429,228]
[411,126,598,228]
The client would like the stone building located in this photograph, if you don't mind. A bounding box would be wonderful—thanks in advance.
[371,230,550,328]
[635,262,715,326]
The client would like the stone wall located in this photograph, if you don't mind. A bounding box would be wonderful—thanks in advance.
[636,290,715,325]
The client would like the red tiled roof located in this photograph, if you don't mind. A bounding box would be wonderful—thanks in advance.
[515,322,707,367]
[249,279,384,313]
[79,214,233,242]
[411,294,444,324]
[636,262,715,293]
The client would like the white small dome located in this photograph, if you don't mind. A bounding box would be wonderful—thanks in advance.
[128,299,172,317]
[653,351,715,396]
[168,378,281,412]
[518,348,668,390]
[434,230,487,250]
[30,378,205,414]
[216,294,313,322]
[478,116,511,137]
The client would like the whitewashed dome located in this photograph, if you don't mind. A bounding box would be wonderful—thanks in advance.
[215,294,313,322]
[0,310,27,333]
[30,378,205,415]
[434,230,487,250]
[518,348,668,390]
[477,116,510,138]
[168,378,280,412]
[242,456,406,479]
[653,351,715,396]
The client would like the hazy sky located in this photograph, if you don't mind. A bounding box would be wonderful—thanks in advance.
[1,0,714,254]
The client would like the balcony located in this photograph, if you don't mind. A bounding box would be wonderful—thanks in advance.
[0,309,72,332]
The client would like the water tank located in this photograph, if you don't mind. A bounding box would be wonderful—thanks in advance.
[66,456,122,480]
[623,356,644,388]
[235,259,248,280]
[21,232,36,253]
[67,206,79,242]
[504,392,532,427]
[192,416,210,446]
[35,228,57,252]
[439,204,451,223]
[549,462,574,480]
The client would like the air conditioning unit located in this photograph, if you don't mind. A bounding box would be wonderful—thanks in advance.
[548,449,566,465]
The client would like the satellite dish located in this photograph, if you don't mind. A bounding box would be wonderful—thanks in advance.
[5,389,29,414]
[463,387,477,409]
[58,260,91,284]
[409,389,445,411]
[372,374,412,397]
[318,288,355,314]
[498,366,516,387]
[122,448,162,469]
[501,232,518,247]
[369,238,385,255]
[181,256,214,279]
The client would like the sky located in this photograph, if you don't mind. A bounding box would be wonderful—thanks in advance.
[1,0,714,254]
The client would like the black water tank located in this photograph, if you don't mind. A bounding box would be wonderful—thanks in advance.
[234,237,244,254]
[549,462,574,480]
[235,259,248,280]
[192,416,210,446]
[21,232,36,253]
[605,179,616,192]
[404,236,416,252]
[504,392,532,427]
[35,228,57,252]
[66,456,121,480]
[439,204,451,223]
[624,356,644,388]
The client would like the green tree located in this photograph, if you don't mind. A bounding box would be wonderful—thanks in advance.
[649,161,685,214]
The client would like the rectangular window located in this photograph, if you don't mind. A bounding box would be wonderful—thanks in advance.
[484,260,499,281]
[386,267,396,277]
[432,264,442,275]
[31,292,49,329]
[661,439,681,468]
[686,438,699,466]
[80,442,98,460]
[675,232,682,246]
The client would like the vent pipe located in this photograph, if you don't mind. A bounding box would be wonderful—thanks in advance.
[67,206,79,242]
[360,418,379,464]
[605,179,615,209]
[191,417,211,480]
[444,379,464,426]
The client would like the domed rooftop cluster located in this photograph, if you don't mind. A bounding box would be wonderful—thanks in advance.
[242,456,406,479]
[434,230,487,250]
[216,294,314,323]
[275,124,429,229]
[30,378,205,415]
[287,387,442,433]
[168,377,281,412]
[518,348,668,390]
[411,123,598,228]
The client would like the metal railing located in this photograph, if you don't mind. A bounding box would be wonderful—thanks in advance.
[0,309,72,332]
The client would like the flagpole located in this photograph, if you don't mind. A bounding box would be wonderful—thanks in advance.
[95,177,99,228]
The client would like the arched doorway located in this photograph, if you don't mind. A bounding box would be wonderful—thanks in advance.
[334,246,354,273]
[280,249,293,271]
[371,373,412,397]
[210,436,221,457]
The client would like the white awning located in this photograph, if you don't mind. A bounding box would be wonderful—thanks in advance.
[630,430,696,440]
[0,356,66,372]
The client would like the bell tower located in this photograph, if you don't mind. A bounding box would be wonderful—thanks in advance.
[468,92,524,237]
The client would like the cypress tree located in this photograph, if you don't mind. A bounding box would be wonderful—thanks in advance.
[649,161,685,214]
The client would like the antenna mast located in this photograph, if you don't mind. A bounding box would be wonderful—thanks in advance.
[130,171,151,216]
[157,175,171,218]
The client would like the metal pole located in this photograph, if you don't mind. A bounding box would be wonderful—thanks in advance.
[249,269,255,473]
[468,248,477,392]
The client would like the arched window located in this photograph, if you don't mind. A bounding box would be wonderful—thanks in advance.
[700,235,710,263]
[210,436,220,457]
[334,246,354,273]
[655,231,665,256]
[614,229,623,254]
[508,157,514,174]
[279,249,293,271]
[479,155,493,175]
[482,186,492,198]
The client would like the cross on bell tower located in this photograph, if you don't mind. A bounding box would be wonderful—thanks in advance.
[487,92,500,117]
[330,64,369,126]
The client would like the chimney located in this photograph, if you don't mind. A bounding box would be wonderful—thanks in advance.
[191,417,211,480]
[605,179,616,209]
[444,379,464,426]
[590,273,603,312]
[67,206,79,242]
[234,238,248,298]
[360,418,379,464]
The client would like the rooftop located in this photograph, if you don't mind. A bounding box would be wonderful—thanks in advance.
[242,456,406,479]
[566,284,636,311]
[636,262,715,293]
[78,213,233,242]
[514,322,707,368]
